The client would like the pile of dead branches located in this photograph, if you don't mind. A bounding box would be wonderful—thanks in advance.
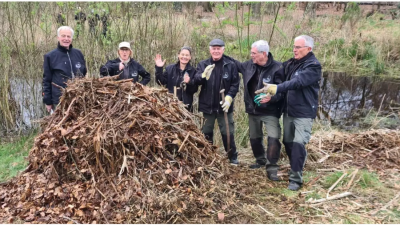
[308,129,400,170]
[0,76,231,223]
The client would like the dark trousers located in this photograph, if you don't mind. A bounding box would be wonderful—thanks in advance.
[202,112,237,160]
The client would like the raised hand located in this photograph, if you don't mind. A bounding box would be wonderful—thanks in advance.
[201,64,215,80]
[154,54,166,67]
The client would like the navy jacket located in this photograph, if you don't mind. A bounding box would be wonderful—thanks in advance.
[155,62,198,111]
[232,53,283,117]
[275,52,322,118]
[192,55,240,114]
[42,42,87,105]
[99,58,151,85]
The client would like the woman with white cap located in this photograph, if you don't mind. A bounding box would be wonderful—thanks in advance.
[154,46,198,112]
[100,42,151,85]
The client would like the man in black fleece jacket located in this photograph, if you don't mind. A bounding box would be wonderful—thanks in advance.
[191,39,240,165]
[42,26,87,113]
[256,35,322,191]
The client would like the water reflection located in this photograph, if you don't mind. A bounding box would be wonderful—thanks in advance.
[9,78,45,131]
[318,72,400,124]
[5,73,400,132]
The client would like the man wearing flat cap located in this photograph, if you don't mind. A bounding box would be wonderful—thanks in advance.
[191,38,240,165]
[100,42,151,85]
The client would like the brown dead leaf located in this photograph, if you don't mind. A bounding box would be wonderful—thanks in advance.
[76,209,85,217]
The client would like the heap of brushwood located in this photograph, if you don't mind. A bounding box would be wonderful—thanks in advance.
[307,129,400,170]
[0,76,231,223]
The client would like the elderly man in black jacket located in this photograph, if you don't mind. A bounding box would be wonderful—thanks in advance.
[191,38,240,165]
[100,42,151,85]
[231,40,283,180]
[256,35,322,191]
[42,26,87,113]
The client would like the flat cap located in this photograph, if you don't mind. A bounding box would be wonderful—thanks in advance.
[209,38,225,46]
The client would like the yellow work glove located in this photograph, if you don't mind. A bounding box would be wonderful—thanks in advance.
[255,82,278,96]
[220,95,233,112]
[201,64,215,80]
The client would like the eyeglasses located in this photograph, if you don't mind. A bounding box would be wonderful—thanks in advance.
[250,51,264,56]
[293,46,309,49]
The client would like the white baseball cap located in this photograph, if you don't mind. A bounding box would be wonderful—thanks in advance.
[118,42,131,51]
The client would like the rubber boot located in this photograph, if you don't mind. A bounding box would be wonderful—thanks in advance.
[288,142,307,185]
[266,137,281,171]
[222,133,238,165]
[204,132,214,145]
[249,138,266,168]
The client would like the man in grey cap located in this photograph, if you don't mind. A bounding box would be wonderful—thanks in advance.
[191,38,240,165]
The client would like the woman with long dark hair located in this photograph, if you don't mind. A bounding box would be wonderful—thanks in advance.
[154,46,198,112]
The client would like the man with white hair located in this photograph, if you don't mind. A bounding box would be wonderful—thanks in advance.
[230,40,283,180]
[42,26,87,113]
[192,38,240,165]
[255,35,322,191]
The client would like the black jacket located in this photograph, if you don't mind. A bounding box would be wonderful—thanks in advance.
[233,53,283,117]
[99,58,151,85]
[42,42,87,105]
[155,62,198,111]
[275,52,322,119]
[192,55,240,114]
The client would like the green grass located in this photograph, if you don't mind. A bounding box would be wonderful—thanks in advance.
[0,133,35,182]
[266,187,298,198]
[321,171,345,189]
[357,170,381,189]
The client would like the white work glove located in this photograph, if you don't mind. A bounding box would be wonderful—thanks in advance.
[255,82,278,96]
[220,95,233,112]
[201,64,215,80]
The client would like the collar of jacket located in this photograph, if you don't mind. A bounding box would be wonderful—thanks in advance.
[292,51,314,65]
[174,61,193,71]
[57,42,73,52]
[208,54,231,66]
[115,57,134,64]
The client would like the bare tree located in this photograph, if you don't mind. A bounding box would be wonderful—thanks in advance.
[201,2,213,12]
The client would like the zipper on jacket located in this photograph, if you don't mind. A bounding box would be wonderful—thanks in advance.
[211,63,215,114]
[218,60,230,114]
[67,51,75,79]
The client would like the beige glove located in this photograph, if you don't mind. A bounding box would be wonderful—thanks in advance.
[201,64,215,80]
[220,95,233,112]
[255,82,278,96]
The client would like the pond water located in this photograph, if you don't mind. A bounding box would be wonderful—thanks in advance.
[9,78,45,131]
[319,72,400,126]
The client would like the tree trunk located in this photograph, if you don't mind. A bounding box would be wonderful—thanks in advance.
[251,3,261,18]
[264,2,278,15]
[201,2,213,12]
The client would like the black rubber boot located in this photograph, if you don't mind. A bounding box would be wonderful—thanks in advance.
[249,138,266,168]
[283,142,293,161]
[222,133,239,165]
[267,170,281,181]
[287,142,307,185]
[266,137,281,165]
[290,142,307,173]
[288,181,302,191]
[204,132,214,145]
